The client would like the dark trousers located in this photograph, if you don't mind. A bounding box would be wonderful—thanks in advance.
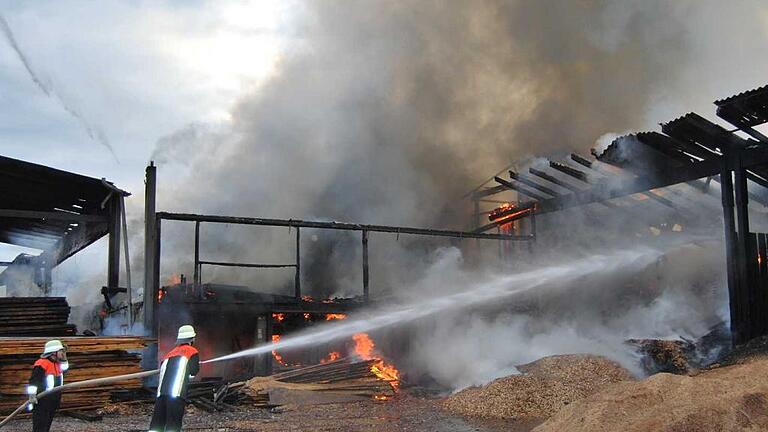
[149,396,186,432]
[32,394,60,432]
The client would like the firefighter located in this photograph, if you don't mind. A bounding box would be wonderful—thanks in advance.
[149,325,200,432]
[27,339,69,432]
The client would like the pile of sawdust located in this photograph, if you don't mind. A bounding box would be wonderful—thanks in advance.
[534,355,768,431]
[442,354,634,421]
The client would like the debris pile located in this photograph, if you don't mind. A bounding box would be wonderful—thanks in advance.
[0,336,150,414]
[442,354,634,422]
[187,378,269,412]
[534,354,768,431]
[0,297,75,336]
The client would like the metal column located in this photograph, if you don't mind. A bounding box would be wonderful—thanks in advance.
[193,221,200,287]
[362,230,369,302]
[107,194,121,291]
[295,228,301,299]
[143,162,157,334]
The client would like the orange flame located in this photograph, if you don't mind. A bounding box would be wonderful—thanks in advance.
[325,313,347,321]
[271,335,287,366]
[272,313,285,322]
[301,295,314,302]
[303,313,311,320]
[320,351,341,364]
[352,333,400,391]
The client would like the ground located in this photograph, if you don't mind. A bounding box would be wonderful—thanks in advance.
[1,395,520,432]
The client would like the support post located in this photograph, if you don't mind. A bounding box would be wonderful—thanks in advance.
[107,194,121,292]
[295,228,301,299]
[143,162,157,334]
[721,166,739,344]
[193,221,200,287]
[362,230,369,302]
[734,152,752,342]
[120,196,133,326]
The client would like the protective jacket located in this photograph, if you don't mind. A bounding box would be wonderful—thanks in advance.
[27,357,69,432]
[27,357,69,396]
[156,344,200,398]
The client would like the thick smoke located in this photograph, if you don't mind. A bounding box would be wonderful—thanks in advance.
[151,1,706,292]
[131,1,759,387]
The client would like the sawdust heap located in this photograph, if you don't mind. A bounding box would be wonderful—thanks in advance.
[534,355,768,431]
[442,354,634,420]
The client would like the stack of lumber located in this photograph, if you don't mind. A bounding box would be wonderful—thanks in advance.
[0,297,76,336]
[0,336,151,415]
[246,357,397,402]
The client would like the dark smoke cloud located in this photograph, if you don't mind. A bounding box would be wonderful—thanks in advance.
[149,1,754,295]
[0,14,119,162]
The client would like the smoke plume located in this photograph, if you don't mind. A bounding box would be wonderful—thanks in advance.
[135,1,763,387]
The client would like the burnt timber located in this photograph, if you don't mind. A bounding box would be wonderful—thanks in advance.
[469,84,768,345]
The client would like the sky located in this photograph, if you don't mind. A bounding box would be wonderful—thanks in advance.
[0,0,295,261]
[0,0,292,191]
[2,0,768,292]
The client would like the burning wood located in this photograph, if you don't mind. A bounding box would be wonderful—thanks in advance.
[246,357,397,402]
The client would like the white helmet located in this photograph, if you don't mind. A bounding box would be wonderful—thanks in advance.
[43,340,65,355]
[177,325,196,340]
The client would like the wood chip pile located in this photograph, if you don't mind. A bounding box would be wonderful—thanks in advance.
[442,354,634,422]
[0,336,151,415]
[246,357,397,401]
[0,297,76,336]
[626,338,692,374]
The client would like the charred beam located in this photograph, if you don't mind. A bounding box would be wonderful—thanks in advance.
[549,161,589,183]
[494,177,549,201]
[198,260,297,269]
[528,168,581,193]
[157,212,532,241]
[508,171,559,197]
[471,185,509,199]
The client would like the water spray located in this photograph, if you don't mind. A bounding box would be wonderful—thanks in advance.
[0,248,659,427]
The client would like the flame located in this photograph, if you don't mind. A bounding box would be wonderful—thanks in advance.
[301,295,314,302]
[325,313,347,321]
[320,351,341,364]
[352,333,400,391]
[303,313,311,320]
[759,254,763,266]
[157,288,164,302]
[271,335,287,366]
[373,395,391,401]
[272,313,285,322]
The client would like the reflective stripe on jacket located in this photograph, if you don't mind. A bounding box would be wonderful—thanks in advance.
[157,344,200,398]
[28,358,68,395]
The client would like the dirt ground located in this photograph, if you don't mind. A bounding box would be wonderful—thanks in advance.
[1,394,521,432]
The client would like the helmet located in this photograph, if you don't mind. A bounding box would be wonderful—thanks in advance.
[43,340,65,355]
[177,325,196,340]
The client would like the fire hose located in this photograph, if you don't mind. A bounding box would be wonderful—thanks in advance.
[0,369,159,428]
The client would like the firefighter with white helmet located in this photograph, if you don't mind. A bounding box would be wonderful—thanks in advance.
[148,324,200,431]
[27,339,69,432]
